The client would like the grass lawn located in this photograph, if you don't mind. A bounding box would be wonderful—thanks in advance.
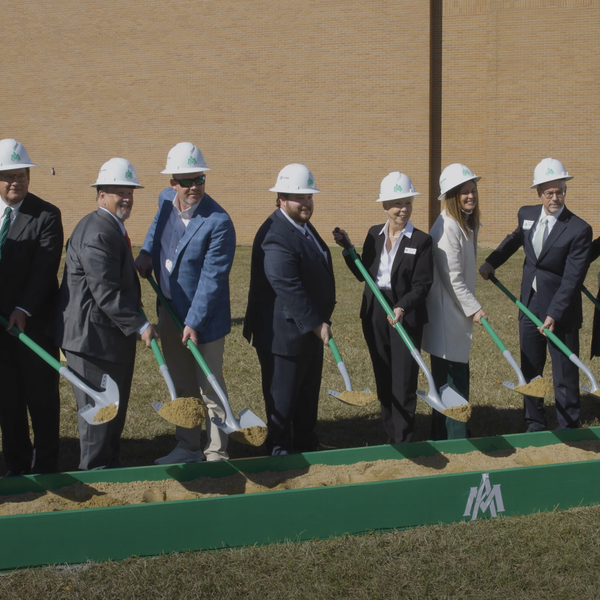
[1,245,600,598]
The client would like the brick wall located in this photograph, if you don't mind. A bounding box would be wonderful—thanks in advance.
[2,0,599,246]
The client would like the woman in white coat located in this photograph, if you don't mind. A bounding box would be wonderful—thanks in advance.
[422,164,487,440]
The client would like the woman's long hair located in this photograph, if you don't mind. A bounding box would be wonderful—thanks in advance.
[443,182,481,236]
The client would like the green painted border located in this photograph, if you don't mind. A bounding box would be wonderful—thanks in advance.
[0,427,599,570]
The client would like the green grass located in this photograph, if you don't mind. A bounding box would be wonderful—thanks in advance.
[3,245,600,597]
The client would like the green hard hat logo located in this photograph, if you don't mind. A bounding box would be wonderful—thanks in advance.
[11,152,20,162]
[188,156,198,166]
[394,184,403,192]
[546,167,554,175]
[462,168,470,176]
[308,177,314,186]
[125,170,133,179]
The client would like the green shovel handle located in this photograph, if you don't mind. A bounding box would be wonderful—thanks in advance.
[328,337,344,364]
[582,285,600,311]
[138,306,165,367]
[147,275,212,378]
[480,317,508,353]
[489,275,574,358]
[347,246,416,352]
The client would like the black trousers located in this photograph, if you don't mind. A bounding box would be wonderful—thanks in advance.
[257,342,322,456]
[0,323,60,474]
[362,291,422,444]
[519,291,580,430]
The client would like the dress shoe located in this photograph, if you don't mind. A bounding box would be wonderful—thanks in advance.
[3,470,26,477]
[154,445,205,465]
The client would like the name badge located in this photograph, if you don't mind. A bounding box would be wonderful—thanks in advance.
[523,220,535,230]
[404,247,417,255]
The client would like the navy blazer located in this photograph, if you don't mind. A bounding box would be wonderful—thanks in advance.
[243,209,336,356]
[140,189,236,344]
[486,204,592,330]
[344,224,433,329]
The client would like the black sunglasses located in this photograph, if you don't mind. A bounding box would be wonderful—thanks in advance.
[174,175,206,187]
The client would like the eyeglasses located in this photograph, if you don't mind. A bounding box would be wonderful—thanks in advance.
[542,190,565,199]
[174,175,206,187]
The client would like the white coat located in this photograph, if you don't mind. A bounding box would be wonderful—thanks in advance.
[421,210,481,363]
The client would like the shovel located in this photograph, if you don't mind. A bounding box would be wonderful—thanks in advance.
[0,314,119,425]
[480,316,550,398]
[138,308,205,429]
[489,275,600,396]
[146,275,267,446]
[327,336,377,406]
[341,242,469,419]
[582,284,600,311]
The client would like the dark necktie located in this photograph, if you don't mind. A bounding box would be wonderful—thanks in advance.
[0,207,13,260]
[305,230,317,247]
[124,230,133,255]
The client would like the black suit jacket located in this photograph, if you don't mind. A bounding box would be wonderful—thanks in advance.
[486,204,592,330]
[344,224,433,329]
[243,209,336,356]
[0,192,63,333]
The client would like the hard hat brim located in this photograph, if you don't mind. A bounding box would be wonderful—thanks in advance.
[376,191,420,202]
[161,167,211,175]
[269,187,321,194]
[0,162,36,171]
[91,183,145,188]
[530,175,573,189]
[438,175,481,201]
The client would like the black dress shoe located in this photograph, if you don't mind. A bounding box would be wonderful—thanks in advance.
[4,469,26,477]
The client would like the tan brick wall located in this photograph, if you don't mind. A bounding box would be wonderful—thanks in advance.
[2,0,599,247]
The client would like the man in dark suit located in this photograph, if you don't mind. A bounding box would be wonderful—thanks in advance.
[0,139,63,476]
[56,158,157,470]
[480,158,592,432]
[243,164,336,456]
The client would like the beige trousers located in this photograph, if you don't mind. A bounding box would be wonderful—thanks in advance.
[158,307,229,461]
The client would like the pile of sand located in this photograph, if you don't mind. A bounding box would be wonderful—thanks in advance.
[1,440,599,516]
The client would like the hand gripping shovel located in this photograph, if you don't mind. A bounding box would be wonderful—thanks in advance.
[480,316,551,398]
[327,336,377,406]
[0,314,119,425]
[342,243,470,420]
[138,307,205,428]
[489,275,600,396]
[147,275,267,446]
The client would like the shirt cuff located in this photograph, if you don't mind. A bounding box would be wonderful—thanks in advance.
[139,321,151,335]
[15,306,31,317]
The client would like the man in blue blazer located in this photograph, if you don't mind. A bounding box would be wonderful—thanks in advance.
[480,158,592,432]
[136,143,236,463]
[243,164,336,455]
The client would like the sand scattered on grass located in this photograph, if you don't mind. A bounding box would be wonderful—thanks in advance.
[3,440,600,516]
[158,397,206,428]
[515,377,553,398]
[229,426,268,446]
[93,404,118,423]
[337,391,377,406]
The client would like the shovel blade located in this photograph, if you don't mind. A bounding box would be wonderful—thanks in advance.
[439,384,469,409]
[238,407,266,429]
[78,374,120,426]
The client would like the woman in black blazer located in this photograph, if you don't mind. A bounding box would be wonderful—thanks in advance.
[334,172,433,444]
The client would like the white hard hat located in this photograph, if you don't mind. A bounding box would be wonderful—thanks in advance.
[376,172,420,202]
[0,139,36,171]
[91,158,144,188]
[438,163,480,201]
[270,163,320,194]
[530,158,573,188]
[161,142,210,175]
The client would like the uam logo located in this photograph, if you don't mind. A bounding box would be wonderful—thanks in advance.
[188,156,197,166]
[11,152,20,162]
[546,167,554,176]
[308,177,314,186]
[462,168,470,176]
[463,473,505,521]
[394,184,402,192]
[125,170,133,180]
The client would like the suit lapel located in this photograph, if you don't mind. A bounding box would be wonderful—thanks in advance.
[538,209,569,262]
[391,235,411,276]
[172,206,205,270]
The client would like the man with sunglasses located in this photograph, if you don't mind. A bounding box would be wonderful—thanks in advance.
[136,143,235,464]
[479,158,592,433]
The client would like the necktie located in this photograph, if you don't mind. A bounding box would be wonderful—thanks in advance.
[0,207,13,260]
[532,214,548,291]
[124,230,133,255]
[305,230,317,247]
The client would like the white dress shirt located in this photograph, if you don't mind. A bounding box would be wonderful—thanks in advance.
[376,220,414,290]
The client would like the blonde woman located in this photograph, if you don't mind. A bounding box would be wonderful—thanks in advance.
[422,164,487,440]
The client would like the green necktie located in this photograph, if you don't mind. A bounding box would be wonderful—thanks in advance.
[0,207,12,260]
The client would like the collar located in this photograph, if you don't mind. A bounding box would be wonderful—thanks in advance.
[0,196,24,215]
[98,206,127,234]
[379,220,414,240]
[540,205,564,225]
[172,198,197,220]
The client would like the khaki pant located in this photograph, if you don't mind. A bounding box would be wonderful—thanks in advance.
[159,307,229,461]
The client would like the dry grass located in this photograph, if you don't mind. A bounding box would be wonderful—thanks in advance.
[2,245,600,597]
